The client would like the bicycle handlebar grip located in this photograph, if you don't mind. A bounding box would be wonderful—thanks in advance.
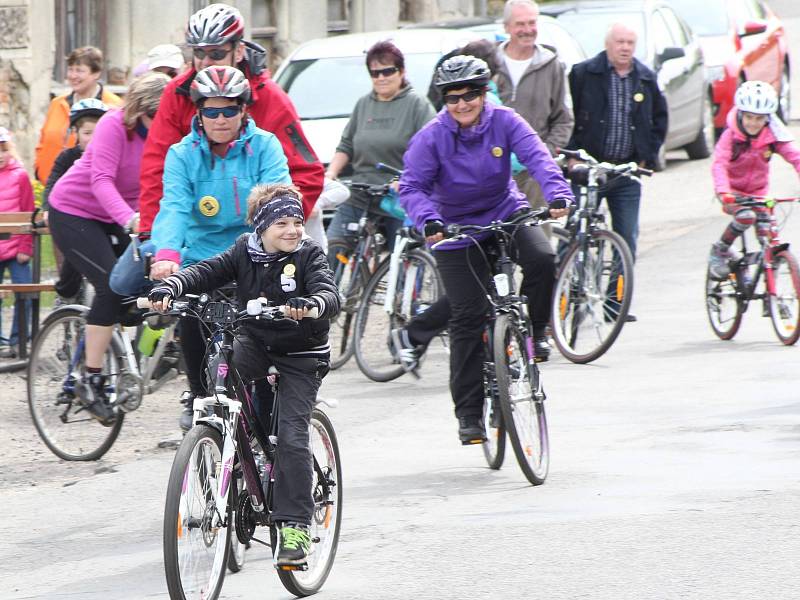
[136,297,153,309]
[375,162,403,177]
[637,166,654,177]
[558,148,583,159]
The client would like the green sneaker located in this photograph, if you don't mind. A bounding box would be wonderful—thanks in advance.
[276,522,310,566]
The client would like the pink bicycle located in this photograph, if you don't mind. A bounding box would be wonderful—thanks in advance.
[706,195,800,344]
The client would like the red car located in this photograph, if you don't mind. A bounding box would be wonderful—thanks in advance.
[669,0,791,134]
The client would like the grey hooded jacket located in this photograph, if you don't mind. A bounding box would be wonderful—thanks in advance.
[495,42,574,156]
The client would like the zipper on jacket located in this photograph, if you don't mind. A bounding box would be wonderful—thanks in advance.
[234,176,241,216]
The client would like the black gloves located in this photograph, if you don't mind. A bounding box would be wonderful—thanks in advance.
[424,220,444,238]
[148,286,175,305]
[287,296,318,311]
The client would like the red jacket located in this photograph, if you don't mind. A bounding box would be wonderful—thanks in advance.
[138,67,323,233]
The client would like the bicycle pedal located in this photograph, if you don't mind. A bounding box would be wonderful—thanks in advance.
[461,438,486,446]
[276,563,308,572]
[534,355,548,363]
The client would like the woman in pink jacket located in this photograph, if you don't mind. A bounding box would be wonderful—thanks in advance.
[709,81,800,279]
[0,128,35,358]
[48,72,169,424]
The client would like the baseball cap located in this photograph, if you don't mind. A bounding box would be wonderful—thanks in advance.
[147,44,185,71]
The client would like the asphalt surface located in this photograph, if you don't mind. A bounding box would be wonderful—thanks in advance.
[3,2,800,598]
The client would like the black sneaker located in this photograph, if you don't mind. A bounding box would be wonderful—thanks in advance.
[80,374,116,426]
[179,391,198,432]
[390,328,422,372]
[275,522,311,566]
[458,415,487,445]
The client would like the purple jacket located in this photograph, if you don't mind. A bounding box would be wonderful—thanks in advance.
[399,102,572,249]
[49,109,142,226]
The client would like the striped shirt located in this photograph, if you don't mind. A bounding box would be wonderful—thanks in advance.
[603,64,634,162]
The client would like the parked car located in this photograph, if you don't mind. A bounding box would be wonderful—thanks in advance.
[668,0,791,133]
[273,28,482,166]
[405,14,588,73]
[542,0,714,166]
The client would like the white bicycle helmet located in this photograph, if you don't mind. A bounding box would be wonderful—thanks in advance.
[734,81,778,115]
[185,3,244,47]
[69,98,109,128]
[190,65,251,104]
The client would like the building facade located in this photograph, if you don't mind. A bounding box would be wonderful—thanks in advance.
[2,0,507,170]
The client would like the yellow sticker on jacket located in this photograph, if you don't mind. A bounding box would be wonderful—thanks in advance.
[764,149,773,160]
[492,146,503,157]
[283,263,296,277]
[633,92,645,103]
[198,195,220,217]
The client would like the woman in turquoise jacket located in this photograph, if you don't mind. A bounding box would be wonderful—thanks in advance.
[151,65,291,429]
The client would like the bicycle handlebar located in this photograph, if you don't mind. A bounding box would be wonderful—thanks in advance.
[375,162,403,177]
[136,295,319,321]
[340,180,392,197]
[431,208,551,249]
[556,148,653,179]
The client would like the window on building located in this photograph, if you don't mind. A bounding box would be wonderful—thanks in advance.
[328,0,348,32]
[53,0,106,83]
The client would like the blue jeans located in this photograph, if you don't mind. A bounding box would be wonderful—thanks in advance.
[601,176,641,260]
[110,239,157,297]
[0,257,32,346]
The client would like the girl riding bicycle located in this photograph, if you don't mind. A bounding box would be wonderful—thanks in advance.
[148,183,340,567]
[398,55,572,445]
[709,80,800,279]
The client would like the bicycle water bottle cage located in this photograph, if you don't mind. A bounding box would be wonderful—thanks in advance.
[201,301,236,324]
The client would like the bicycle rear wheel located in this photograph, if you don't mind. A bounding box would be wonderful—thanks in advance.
[551,229,634,363]
[493,313,549,485]
[327,238,368,370]
[27,307,125,461]
[354,249,442,381]
[705,268,742,340]
[163,424,231,600]
[769,250,800,345]
[277,408,342,596]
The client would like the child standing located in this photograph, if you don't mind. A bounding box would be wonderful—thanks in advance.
[42,99,109,302]
[710,81,800,279]
[148,183,340,567]
[0,128,35,358]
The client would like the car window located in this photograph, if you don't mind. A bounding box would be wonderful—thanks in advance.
[275,53,440,120]
[537,20,586,68]
[556,11,646,60]
[651,11,675,54]
[668,0,728,36]
[660,7,689,46]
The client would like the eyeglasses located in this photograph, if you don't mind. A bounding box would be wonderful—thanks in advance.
[199,105,242,119]
[369,66,399,79]
[192,47,232,61]
[442,89,483,105]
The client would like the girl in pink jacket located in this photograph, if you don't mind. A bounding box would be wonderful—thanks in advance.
[0,128,35,358]
[709,81,800,279]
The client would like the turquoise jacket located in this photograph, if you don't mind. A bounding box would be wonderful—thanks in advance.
[152,118,291,267]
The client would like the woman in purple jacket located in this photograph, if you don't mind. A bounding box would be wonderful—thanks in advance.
[398,56,573,444]
[48,72,169,424]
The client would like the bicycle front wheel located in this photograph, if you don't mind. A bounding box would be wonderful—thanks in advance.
[27,307,125,461]
[277,408,342,596]
[705,268,742,340]
[163,425,231,600]
[354,249,442,381]
[551,230,634,363]
[327,238,368,370]
[769,250,800,345]
[482,360,506,470]
[493,313,549,485]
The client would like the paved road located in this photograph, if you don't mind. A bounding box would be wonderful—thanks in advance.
[3,4,800,599]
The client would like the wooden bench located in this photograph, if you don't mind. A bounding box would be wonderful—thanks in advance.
[0,212,52,371]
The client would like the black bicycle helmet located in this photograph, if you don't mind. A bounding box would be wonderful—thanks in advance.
[434,55,491,92]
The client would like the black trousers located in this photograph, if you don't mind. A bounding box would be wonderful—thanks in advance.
[233,333,328,525]
[48,206,129,326]
[433,225,554,419]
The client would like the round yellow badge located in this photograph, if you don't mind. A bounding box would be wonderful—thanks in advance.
[492,146,503,158]
[198,195,220,217]
[633,92,645,103]
[764,149,773,160]
[283,263,296,277]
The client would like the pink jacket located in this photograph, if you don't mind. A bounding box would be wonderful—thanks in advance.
[712,108,800,197]
[0,158,34,261]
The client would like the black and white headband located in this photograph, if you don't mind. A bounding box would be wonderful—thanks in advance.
[252,194,304,235]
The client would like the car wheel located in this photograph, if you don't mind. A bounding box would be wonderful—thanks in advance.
[653,143,666,172]
[778,65,791,122]
[685,93,714,160]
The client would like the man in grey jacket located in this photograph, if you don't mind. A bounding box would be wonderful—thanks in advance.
[496,0,573,232]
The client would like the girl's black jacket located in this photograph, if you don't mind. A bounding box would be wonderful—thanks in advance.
[162,234,340,357]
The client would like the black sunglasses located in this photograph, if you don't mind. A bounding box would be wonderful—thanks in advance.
[200,105,242,119]
[369,66,399,79]
[442,89,483,105]
[192,47,232,61]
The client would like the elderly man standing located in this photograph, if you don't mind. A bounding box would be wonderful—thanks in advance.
[566,22,668,321]
[496,0,573,231]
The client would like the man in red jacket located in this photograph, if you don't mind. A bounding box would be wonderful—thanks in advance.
[137,3,323,236]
